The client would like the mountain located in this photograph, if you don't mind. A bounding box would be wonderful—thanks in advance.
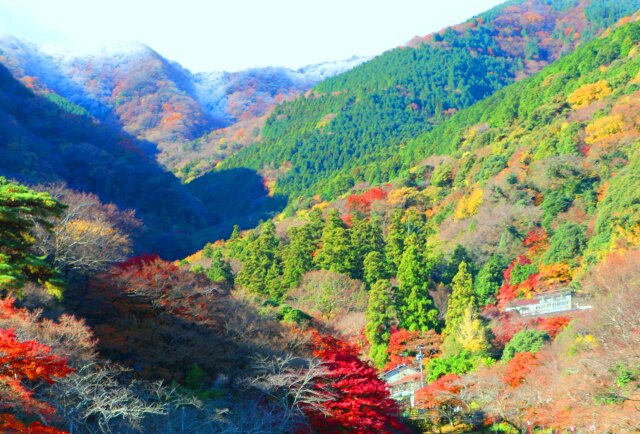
[0,35,367,175]
[185,19,640,430]
[220,0,640,209]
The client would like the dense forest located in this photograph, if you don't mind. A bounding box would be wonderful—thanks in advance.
[1,0,640,433]
[221,0,640,210]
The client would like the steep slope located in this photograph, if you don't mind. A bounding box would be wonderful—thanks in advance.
[221,0,640,208]
[0,36,366,174]
[189,21,640,430]
[0,62,285,258]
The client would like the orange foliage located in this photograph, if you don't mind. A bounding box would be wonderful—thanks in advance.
[502,352,538,387]
[415,374,462,409]
[535,316,570,339]
[522,228,548,256]
[538,263,572,286]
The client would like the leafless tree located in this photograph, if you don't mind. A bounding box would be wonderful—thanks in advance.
[33,184,140,273]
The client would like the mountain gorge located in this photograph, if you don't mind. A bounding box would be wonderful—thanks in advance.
[0,35,367,175]
[1,0,640,432]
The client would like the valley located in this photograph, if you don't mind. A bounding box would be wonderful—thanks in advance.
[0,0,639,432]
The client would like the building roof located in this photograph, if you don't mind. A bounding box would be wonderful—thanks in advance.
[380,364,419,381]
[389,372,422,387]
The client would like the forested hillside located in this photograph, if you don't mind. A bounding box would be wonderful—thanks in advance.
[1,0,640,432]
[184,18,640,432]
[0,63,283,258]
[221,0,640,209]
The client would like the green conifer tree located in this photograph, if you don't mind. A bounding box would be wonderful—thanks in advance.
[443,261,475,337]
[0,178,65,297]
[397,234,439,331]
[314,210,353,275]
[236,220,281,296]
[384,209,405,275]
[366,279,394,368]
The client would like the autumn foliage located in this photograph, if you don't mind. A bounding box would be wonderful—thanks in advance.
[0,298,73,432]
[414,373,462,409]
[303,332,408,433]
[346,187,388,213]
[502,352,538,387]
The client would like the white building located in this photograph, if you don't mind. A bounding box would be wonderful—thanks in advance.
[505,290,592,316]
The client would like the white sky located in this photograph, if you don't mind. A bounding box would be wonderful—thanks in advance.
[0,0,506,72]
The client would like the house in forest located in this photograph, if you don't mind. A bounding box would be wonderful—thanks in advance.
[505,289,592,316]
[381,365,422,407]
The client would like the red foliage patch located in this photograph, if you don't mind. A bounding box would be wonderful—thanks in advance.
[502,352,538,387]
[302,332,409,433]
[414,374,462,409]
[346,187,388,213]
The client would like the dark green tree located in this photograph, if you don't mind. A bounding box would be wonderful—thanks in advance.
[363,251,390,288]
[475,254,508,306]
[397,234,439,331]
[543,222,587,265]
[206,249,234,285]
[350,213,385,279]
[314,210,353,275]
[365,279,395,368]
[0,178,65,297]
[385,209,405,275]
[281,223,318,288]
[236,220,281,296]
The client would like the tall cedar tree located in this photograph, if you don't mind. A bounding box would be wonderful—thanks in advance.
[236,220,281,296]
[384,209,405,275]
[397,234,439,331]
[443,261,475,337]
[474,254,508,306]
[281,223,318,289]
[365,279,394,368]
[363,251,390,287]
[0,178,65,296]
[303,332,409,433]
[349,213,385,279]
[314,210,353,275]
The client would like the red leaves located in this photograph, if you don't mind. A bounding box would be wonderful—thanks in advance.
[0,327,72,416]
[502,352,538,387]
[0,414,68,433]
[415,373,461,409]
[346,187,388,213]
[535,316,570,339]
[523,228,548,256]
[303,332,409,433]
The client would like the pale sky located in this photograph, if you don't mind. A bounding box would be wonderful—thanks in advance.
[0,0,506,72]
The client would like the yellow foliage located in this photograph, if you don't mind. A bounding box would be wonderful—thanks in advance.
[456,307,490,354]
[570,334,599,354]
[567,80,612,108]
[311,201,330,212]
[386,187,416,206]
[66,220,115,239]
[44,281,64,299]
[585,114,624,144]
[539,263,573,285]
[453,187,483,220]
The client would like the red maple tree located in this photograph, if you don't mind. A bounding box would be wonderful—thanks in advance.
[302,332,409,433]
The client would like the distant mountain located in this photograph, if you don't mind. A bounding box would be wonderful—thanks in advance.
[0,35,368,173]
[220,0,640,207]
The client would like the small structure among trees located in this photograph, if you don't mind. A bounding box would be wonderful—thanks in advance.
[380,364,422,407]
[505,289,591,316]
